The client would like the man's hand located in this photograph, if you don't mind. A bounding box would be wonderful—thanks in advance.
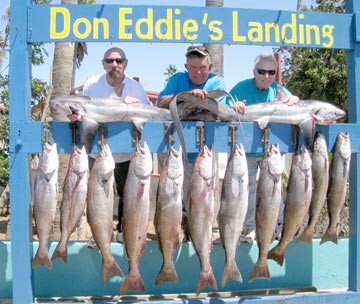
[123,96,140,104]
[285,95,299,105]
[190,89,208,100]
[232,100,246,113]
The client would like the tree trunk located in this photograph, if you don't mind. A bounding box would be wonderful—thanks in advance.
[204,0,224,76]
[297,0,303,10]
[48,0,78,240]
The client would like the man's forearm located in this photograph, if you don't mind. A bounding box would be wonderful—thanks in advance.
[156,95,174,109]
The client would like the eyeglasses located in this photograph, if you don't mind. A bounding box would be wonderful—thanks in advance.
[103,58,126,64]
[257,68,276,76]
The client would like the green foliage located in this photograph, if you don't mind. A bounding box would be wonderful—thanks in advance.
[164,64,177,84]
[275,0,347,121]
[0,104,8,187]
[0,1,51,187]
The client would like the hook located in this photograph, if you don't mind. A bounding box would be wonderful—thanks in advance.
[228,122,238,149]
[196,122,206,147]
[131,123,142,145]
[164,122,175,148]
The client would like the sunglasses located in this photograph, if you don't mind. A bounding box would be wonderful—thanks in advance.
[257,68,276,76]
[103,58,126,64]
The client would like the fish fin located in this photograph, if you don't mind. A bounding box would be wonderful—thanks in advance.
[221,261,242,288]
[275,84,288,102]
[51,243,68,263]
[298,118,315,150]
[81,117,99,154]
[32,250,52,269]
[118,271,145,295]
[131,118,146,133]
[257,118,270,130]
[248,261,270,282]
[102,258,124,284]
[320,228,338,245]
[196,268,217,295]
[267,246,285,266]
[155,266,178,285]
[296,228,313,244]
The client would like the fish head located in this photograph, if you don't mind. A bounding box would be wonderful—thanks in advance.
[39,142,59,173]
[94,143,115,176]
[168,145,183,161]
[336,132,351,159]
[308,100,346,125]
[166,146,184,180]
[50,96,88,121]
[70,145,89,173]
[313,131,328,155]
[196,145,216,180]
[132,142,152,178]
[295,143,312,169]
[265,144,284,176]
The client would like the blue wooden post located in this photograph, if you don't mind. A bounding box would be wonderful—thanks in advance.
[9,0,35,302]
[347,0,360,292]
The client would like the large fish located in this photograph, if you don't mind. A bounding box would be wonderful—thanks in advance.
[154,145,184,285]
[51,145,88,262]
[268,144,312,266]
[218,143,248,287]
[87,143,123,283]
[188,145,217,294]
[248,144,283,282]
[50,94,189,165]
[176,90,345,148]
[32,142,59,269]
[50,95,172,127]
[119,142,153,295]
[297,131,329,244]
[321,132,351,245]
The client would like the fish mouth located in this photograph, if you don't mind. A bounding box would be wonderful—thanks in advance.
[67,105,81,120]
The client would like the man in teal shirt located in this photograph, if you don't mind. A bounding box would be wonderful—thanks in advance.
[157,45,227,108]
[229,54,299,244]
[156,45,227,239]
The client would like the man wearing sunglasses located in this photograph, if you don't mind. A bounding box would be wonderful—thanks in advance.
[229,54,299,112]
[228,54,299,244]
[83,47,151,245]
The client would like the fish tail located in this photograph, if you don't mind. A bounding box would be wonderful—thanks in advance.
[51,244,68,263]
[248,261,270,283]
[267,246,285,266]
[118,271,145,295]
[320,228,338,245]
[296,228,313,244]
[32,250,52,269]
[155,266,178,285]
[221,261,242,288]
[196,269,217,295]
[102,258,124,284]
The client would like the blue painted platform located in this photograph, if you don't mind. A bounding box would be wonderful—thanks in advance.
[0,238,354,302]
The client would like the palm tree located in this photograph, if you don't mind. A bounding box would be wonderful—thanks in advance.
[50,0,92,240]
[297,0,304,10]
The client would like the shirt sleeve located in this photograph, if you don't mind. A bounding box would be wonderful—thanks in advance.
[157,73,181,99]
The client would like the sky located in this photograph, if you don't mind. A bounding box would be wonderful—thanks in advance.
[1,0,314,94]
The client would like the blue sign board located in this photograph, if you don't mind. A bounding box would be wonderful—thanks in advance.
[28,4,353,49]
